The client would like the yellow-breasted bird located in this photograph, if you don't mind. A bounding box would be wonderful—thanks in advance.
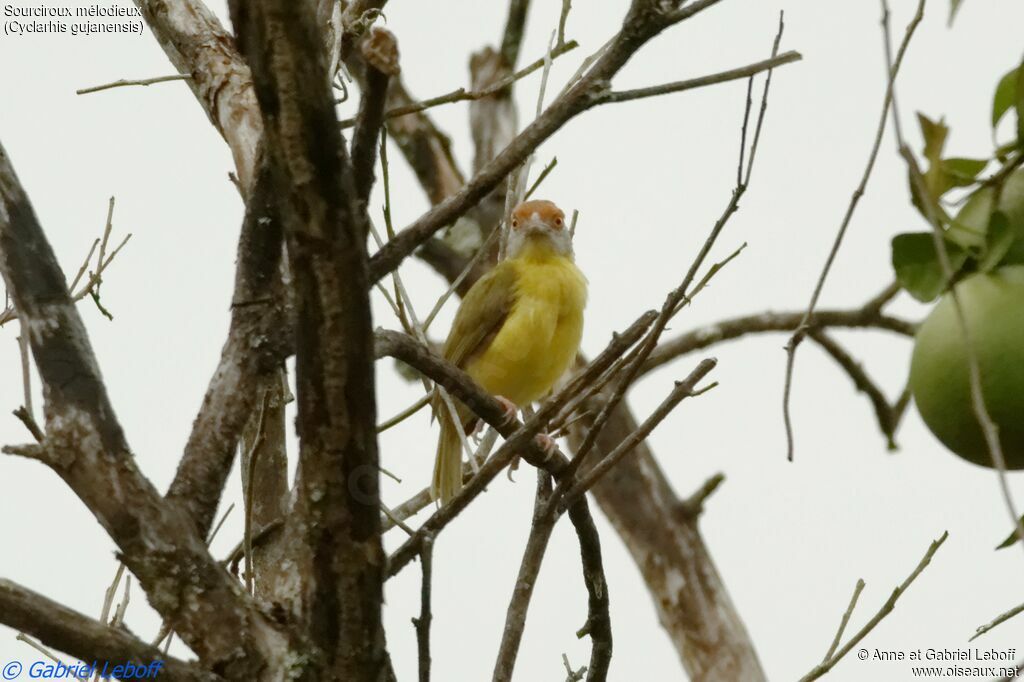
[432,199,587,503]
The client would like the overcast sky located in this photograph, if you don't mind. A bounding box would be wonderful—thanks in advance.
[3,1,1024,680]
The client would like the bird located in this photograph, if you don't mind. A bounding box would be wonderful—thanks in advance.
[432,199,587,504]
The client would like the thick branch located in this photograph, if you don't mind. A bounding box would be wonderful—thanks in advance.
[230,0,385,676]
[133,0,262,192]
[0,579,216,682]
[352,27,399,203]
[165,160,288,539]
[642,307,915,377]
[500,0,531,68]
[0,141,285,677]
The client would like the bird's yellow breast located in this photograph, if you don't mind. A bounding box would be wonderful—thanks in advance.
[465,245,587,406]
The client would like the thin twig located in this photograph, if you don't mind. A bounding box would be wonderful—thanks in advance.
[76,74,191,95]
[377,392,432,433]
[18,330,32,418]
[601,51,800,106]
[809,330,904,449]
[821,579,866,663]
[799,531,948,682]
[243,389,272,595]
[493,473,557,680]
[12,406,44,443]
[561,359,717,505]
[969,600,1024,642]
[782,0,924,460]
[16,634,87,682]
[338,41,580,127]
[523,157,557,200]
[412,534,434,682]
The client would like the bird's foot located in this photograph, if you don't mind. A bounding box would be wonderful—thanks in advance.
[469,418,485,444]
[495,395,519,426]
[507,454,521,481]
[534,432,558,458]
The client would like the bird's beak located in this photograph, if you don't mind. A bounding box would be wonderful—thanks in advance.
[521,219,550,236]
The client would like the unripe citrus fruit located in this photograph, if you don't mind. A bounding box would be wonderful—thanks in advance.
[910,265,1024,469]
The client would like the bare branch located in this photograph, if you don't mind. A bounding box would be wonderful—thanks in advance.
[493,474,558,681]
[338,41,580,129]
[809,330,906,449]
[500,0,531,68]
[799,531,948,682]
[367,0,743,282]
[12,405,43,443]
[643,307,914,376]
[600,51,801,105]
[352,27,399,202]
[230,0,385,674]
[561,359,717,505]
[0,579,214,682]
[76,74,190,95]
[970,600,1024,642]
[821,579,866,663]
[782,0,925,460]
[412,534,435,682]
[133,0,262,192]
[0,139,285,674]
[165,161,288,540]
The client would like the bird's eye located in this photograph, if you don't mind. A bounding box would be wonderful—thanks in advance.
[553,217,563,229]
[511,218,519,229]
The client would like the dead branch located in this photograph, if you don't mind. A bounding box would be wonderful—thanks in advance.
[367,0,790,283]
[412,534,435,682]
[970,600,1024,642]
[782,0,925,460]
[799,531,948,681]
[601,51,800,105]
[352,27,399,202]
[493,474,558,681]
[500,0,531,68]
[132,0,262,193]
[337,40,581,129]
[642,307,915,376]
[0,139,285,677]
[809,330,907,449]
[76,74,191,95]
[230,0,385,676]
[0,579,216,682]
[165,161,288,539]
[562,359,718,505]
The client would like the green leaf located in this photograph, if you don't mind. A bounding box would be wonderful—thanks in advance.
[992,66,1019,129]
[891,232,968,302]
[996,515,1024,550]
[917,113,948,162]
[941,157,988,186]
[1016,62,1024,148]
[977,212,1014,272]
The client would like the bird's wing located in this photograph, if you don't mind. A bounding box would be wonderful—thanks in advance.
[443,261,517,368]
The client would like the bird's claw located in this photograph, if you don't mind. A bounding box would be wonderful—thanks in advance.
[495,395,518,426]
[507,454,521,482]
[534,432,558,458]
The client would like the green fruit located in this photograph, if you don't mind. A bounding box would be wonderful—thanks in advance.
[947,168,1024,257]
[910,265,1024,469]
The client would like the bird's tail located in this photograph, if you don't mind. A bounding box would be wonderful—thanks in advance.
[432,399,465,505]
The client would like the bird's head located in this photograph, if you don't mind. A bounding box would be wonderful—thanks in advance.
[507,199,573,258]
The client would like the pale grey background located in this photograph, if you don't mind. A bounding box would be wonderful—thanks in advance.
[2,1,1024,680]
